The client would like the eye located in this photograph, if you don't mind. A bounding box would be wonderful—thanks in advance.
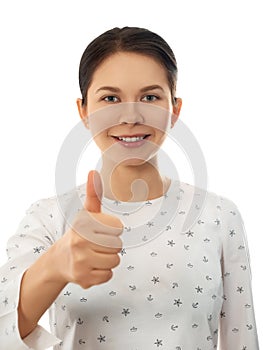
[141,94,160,102]
[102,95,119,103]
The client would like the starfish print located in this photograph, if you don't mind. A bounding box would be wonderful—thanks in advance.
[147,221,154,227]
[120,248,126,256]
[220,311,226,318]
[152,276,160,284]
[237,286,244,293]
[33,246,45,254]
[186,230,194,237]
[195,286,203,293]
[122,308,130,316]
[167,240,175,247]
[174,298,183,307]
[97,335,106,343]
[154,339,163,347]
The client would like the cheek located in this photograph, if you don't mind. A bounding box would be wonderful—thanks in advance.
[154,129,167,144]
[92,132,112,150]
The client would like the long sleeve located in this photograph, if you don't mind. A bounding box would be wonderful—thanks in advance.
[219,197,259,349]
[0,198,61,349]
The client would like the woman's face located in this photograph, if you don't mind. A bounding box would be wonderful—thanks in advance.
[77,51,182,165]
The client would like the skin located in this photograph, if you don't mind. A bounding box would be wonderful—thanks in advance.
[77,51,182,202]
[17,51,182,340]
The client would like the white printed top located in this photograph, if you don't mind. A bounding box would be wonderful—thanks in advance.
[0,178,259,349]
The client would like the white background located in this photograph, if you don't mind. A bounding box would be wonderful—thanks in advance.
[0,0,262,348]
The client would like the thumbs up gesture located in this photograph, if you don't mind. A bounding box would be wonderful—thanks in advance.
[55,170,124,289]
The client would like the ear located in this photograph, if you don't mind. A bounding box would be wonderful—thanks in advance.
[76,98,89,129]
[171,98,182,128]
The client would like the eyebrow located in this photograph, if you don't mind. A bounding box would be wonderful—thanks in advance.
[95,84,165,94]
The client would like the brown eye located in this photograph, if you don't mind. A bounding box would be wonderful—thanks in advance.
[103,96,119,103]
[142,94,159,102]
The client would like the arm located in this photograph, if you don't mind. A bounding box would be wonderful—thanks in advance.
[1,172,122,350]
[18,244,67,339]
[219,197,259,349]
[0,198,62,349]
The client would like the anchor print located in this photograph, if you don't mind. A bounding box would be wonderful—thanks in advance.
[102,316,109,323]
[150,252,158,257]
[129,285,136,291]
[77,318,84,325]
[192,302,199,309]
[229,229,236,237]
[171,324,179,331]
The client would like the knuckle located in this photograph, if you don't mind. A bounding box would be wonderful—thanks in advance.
[105,269,113,280]
[79,280,91,289]
[112,254,120,267]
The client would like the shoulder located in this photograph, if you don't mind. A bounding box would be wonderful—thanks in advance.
[177,180,240,226]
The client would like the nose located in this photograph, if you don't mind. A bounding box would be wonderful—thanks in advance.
[118,102,145,124]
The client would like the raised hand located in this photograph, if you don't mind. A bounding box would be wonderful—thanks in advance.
[54,170,124,289]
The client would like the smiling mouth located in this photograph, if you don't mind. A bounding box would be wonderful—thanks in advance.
[111,134,151,142]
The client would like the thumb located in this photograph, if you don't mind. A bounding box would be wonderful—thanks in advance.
[84,170,103,212]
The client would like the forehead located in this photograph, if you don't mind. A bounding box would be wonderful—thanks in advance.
[89,51,169,90]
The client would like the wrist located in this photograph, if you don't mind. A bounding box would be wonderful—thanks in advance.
[37,243,68,287]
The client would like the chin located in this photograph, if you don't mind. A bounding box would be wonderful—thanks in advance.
[119,158,149,167]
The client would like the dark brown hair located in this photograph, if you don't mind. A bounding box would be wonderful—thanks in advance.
[79,26,178,106]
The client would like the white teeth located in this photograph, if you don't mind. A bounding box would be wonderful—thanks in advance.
[118,136,145,142]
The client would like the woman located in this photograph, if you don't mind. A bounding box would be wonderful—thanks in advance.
[0,26,259,349]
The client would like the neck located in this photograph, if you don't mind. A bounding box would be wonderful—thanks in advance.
[100,154,170,202]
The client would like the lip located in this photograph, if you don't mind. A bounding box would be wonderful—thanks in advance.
[111,134,151,148]
[111,134,151,138]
